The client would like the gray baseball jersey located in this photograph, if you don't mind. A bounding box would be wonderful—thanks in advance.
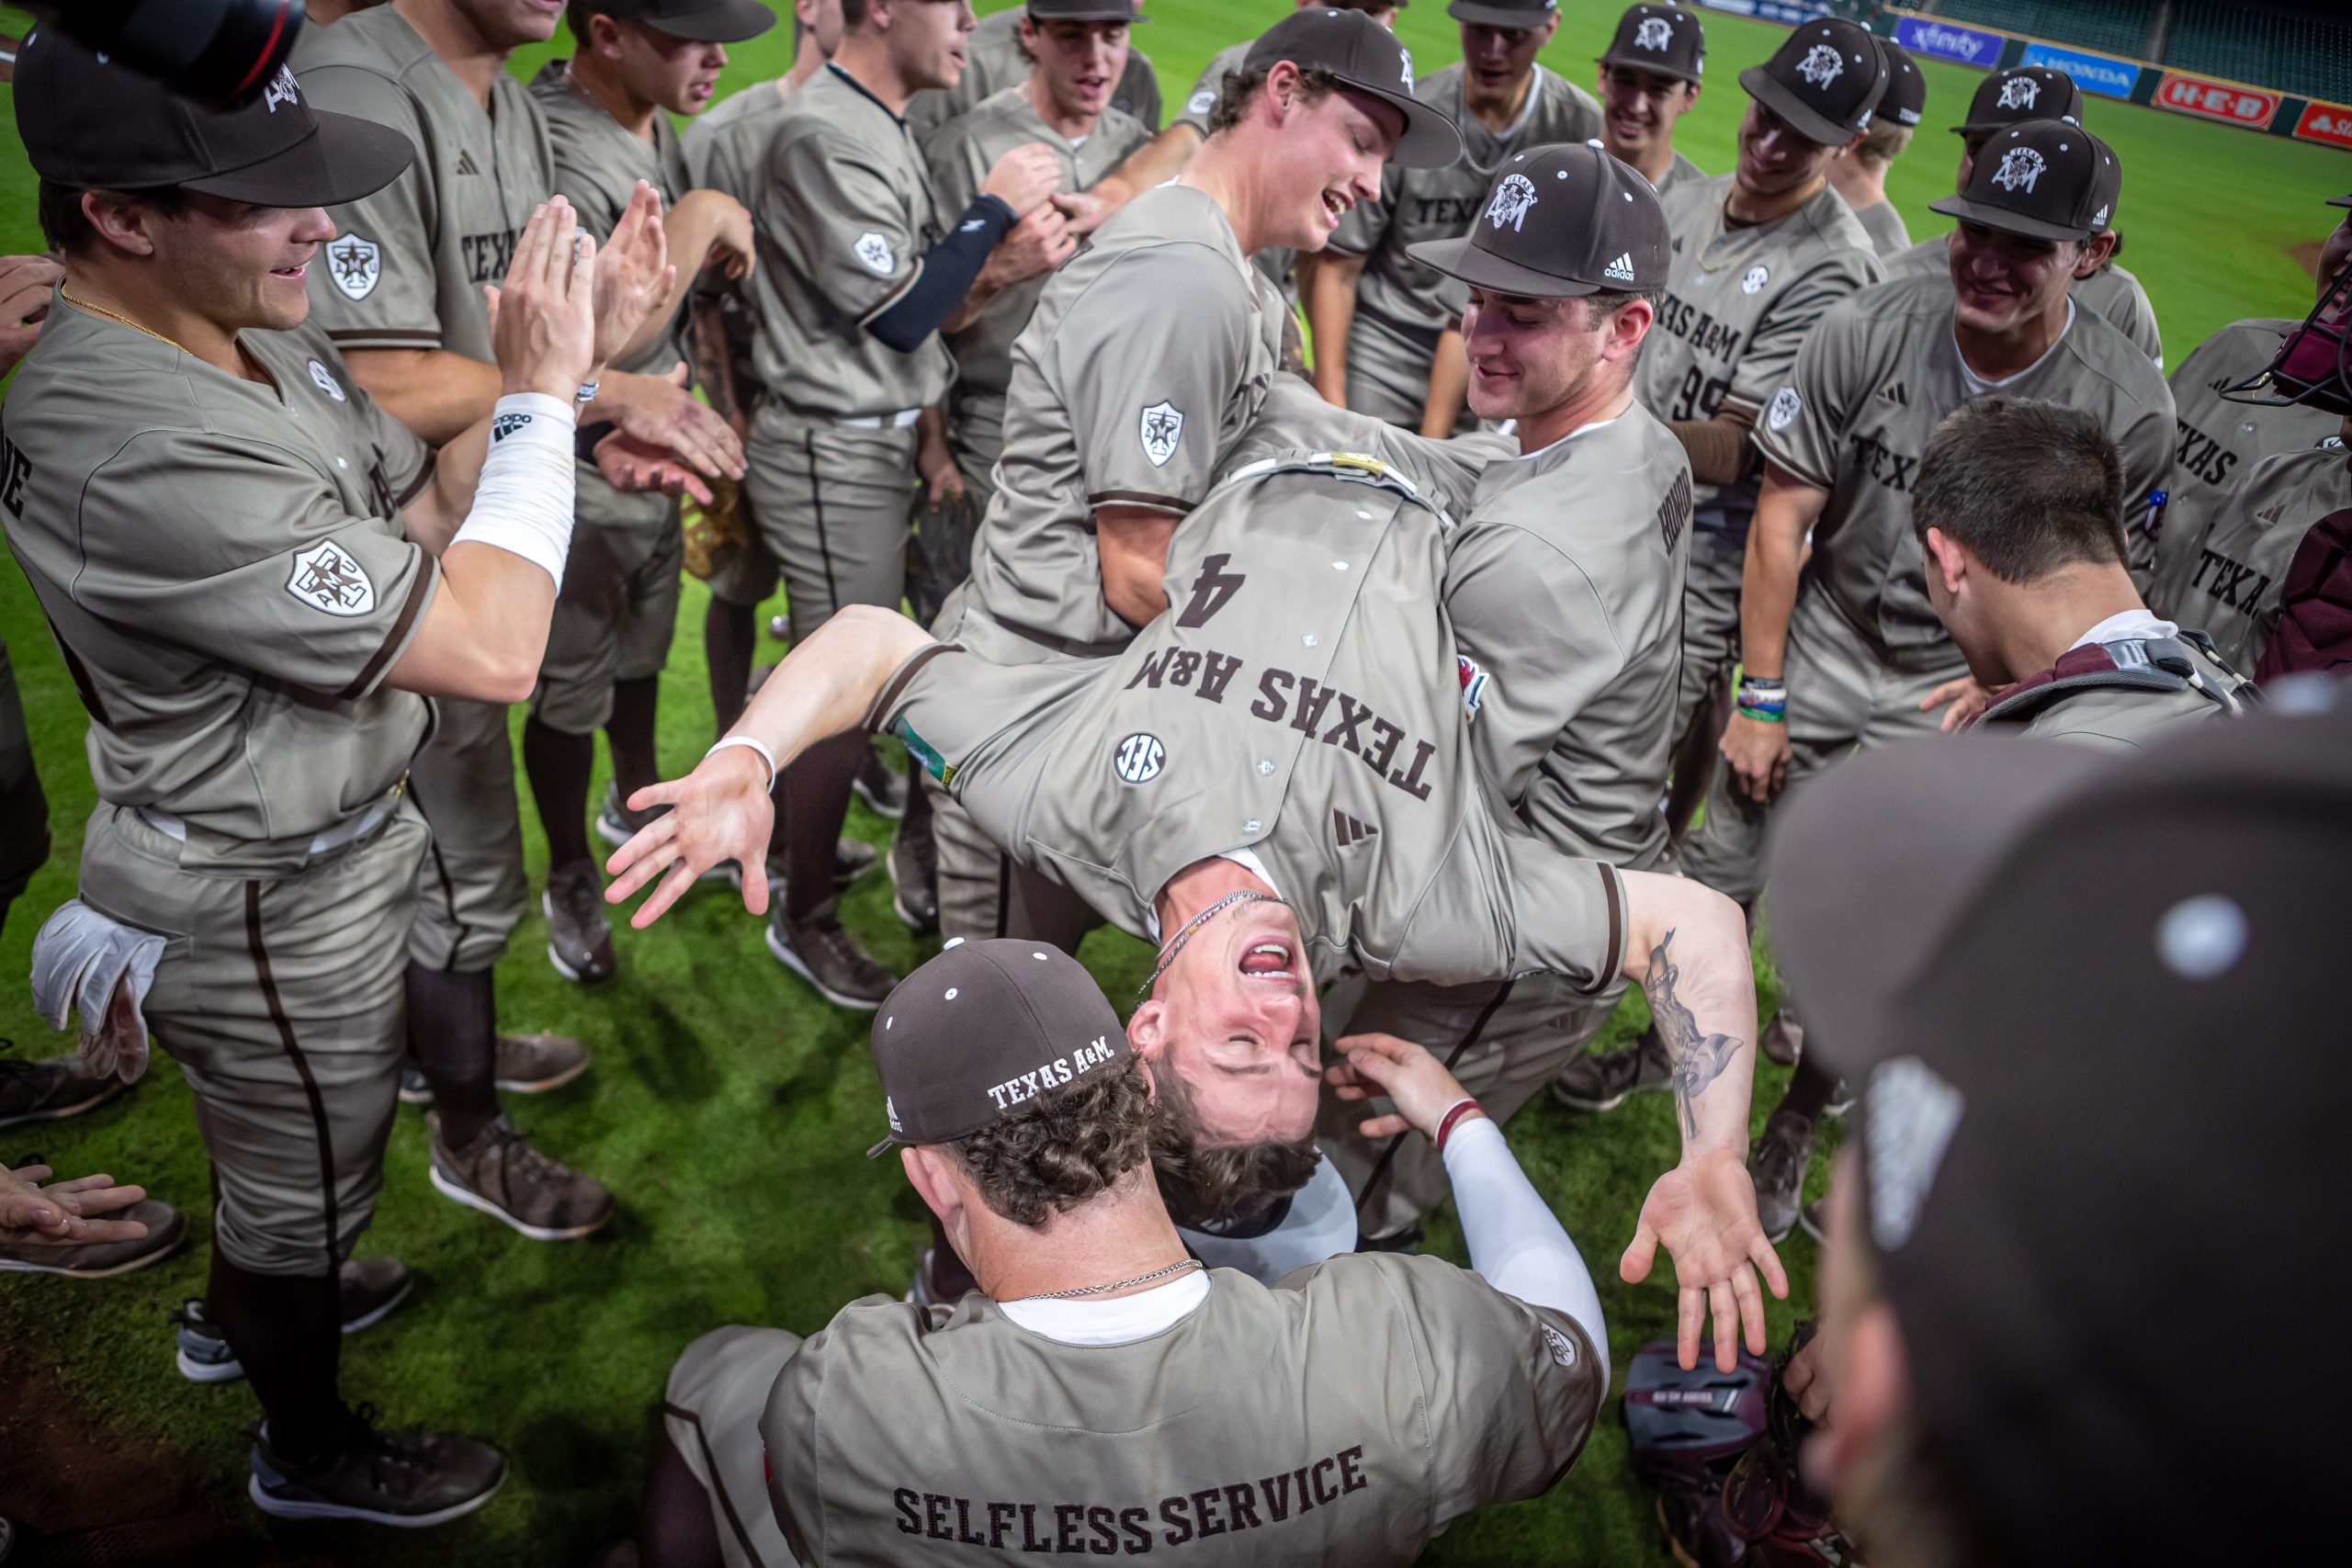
[1329,64,1604,339]
[1634,173,1884,520]
[2149,439,2352,672]
[956,182,1287,656]
[531,60,693,529]
[1850,197,1911,260]
[1977,635,2246,750]
[1886,232,2164,367]
[1445,408,1693,869]
[1754,272,2178,669]
[2163,317,2340,532]
[925,85,1151,476]
[905,6,1161,138]
[1652,147,1708,197]
[879,457,1628,991]
[761,1255,1602,1567]
[1,306,435,873]
[1173,42,1294,294]
[294,3,554,362]
[749,62,952,418]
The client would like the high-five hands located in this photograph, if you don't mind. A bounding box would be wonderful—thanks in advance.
[1622,1147,1789,1373]
[603,744,777,928]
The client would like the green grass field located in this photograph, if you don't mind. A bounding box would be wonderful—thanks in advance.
[0,3,2342,1562]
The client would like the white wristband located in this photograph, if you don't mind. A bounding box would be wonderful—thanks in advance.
[706,735,777,793]
[448,393,578,585]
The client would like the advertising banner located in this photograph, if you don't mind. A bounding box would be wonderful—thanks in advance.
[1894,15,2005,70]
[2291,100,2352,150]
[2019,40,2141,100]
[2155,72,2282,130]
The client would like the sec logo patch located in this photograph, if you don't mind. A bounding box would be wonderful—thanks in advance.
[1114,733,1165,784]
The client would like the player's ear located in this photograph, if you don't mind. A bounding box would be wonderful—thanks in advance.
[901,1145,967,1227]
[2075,230,2119,278]
[1921,525,1967,595]
[1127,999,1168,1061]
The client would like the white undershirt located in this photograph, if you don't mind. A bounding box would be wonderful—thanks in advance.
[1505,411,1624,465]
[998,1269,1213,1345]
[1954,298,2075,398]
[2068,608,2177,652]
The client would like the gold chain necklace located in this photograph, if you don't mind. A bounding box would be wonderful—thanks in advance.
[58,286,196,356]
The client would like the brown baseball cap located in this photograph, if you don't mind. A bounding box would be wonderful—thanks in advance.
[573,0,777,43]
[1447,0,1559,30]
[1930,118,2120,243]
[13,24,413,208]
[1875,36,1926,129]
[1408,141,1669,298]
[1026,0,1151,21]
[1243,7,1462,169]
[1769,685,2352,1564]
[1738,17,1886,148]
[1953,64,2083,136]
[1597,4,1704,86]
[865,940,1132,1156]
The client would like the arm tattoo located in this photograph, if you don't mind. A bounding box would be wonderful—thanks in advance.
[1644,928,1742,1140]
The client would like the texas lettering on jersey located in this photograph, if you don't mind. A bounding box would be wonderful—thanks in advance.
[461,226,520,286]
[889,1442,1374,1554]
[2175,416,2240,491]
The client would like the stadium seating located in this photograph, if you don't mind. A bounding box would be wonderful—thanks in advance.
[2165,1,2352,107]
[1934,0,2152,59]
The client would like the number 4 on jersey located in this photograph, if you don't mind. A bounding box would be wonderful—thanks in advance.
[1175,553,1247,628]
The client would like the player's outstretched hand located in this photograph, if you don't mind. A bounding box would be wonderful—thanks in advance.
[0,1162,150,1248]
[1325,1032,1472,1141]
[605,743,776,928]
[980,142,1065,220]
[0,253,63,381]
[481,198,597,403]
[588,179,676,367]
[1621,1146,1789,1373]
[1921,673,1993,731]
[603,364,746,483]
[594,426,717,505]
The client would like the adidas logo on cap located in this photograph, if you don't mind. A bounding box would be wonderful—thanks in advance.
[1604,252,1637,283]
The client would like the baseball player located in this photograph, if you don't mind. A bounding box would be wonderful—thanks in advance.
[2158,194,2349,533]
[2149,430,2352,675]
[612,450,1789,1371]
[930,7,1457,958]
[1676,119,2177,1240]
[680,0,845,740]
[1827,36,1925,260]
[915,0,1152,620]
[1309,0,1602,434]
[1594,4,1707,197]
[740,0,1067,1007]
[521,0,771,988]
[1883,64,2164,368]
[295,0,742,1228]
[645,943,1609,1568]
[1615,17,1883,886]
[1292,146,1697,1245]
[1917,398,2248,750]
[903,0,1159,137]
[6,28,642,1519]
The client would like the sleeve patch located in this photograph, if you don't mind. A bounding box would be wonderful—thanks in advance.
[1540,1323,1578,1368]
[325,234,381,300]
[1766,386,1802,432]
[287,540,378,616]
[1456,653,1489,718]
[1138,400,1185,467]
[853,231,896,275]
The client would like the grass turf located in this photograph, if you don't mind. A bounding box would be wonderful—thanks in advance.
[0,3,2341,1562]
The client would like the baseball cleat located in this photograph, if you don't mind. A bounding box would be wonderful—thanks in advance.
[248,1407,505,1527]
[1797,1197,1828,1245]
[0,1198,186,1279]
[1551,1027,1672,1112]
[887,821,939,935]
[493,1033,591,1096]
[398,1064,434,1106]
[543,861,617,985]
[0,1046,125,1129]
[175,1258,415,1383]
[853,750,908,819]
[1759,1006,1804,1067]
[1747,1108,1815,1245]
[427,1114,614,1241]
[764,905,895,1011]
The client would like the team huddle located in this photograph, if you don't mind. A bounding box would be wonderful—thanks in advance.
[0,0,2346,1561]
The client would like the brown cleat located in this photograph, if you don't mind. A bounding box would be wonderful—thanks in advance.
[427,1114,613,1241]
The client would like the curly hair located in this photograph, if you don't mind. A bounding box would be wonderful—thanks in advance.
[948,1058,1164,1228]
[1148,1063,1323,1229]
[1204,63,1342,137]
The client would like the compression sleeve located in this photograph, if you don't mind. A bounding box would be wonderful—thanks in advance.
[447,393,578,585]
[865,195,1018,353]
[1444,1116,1610,1393]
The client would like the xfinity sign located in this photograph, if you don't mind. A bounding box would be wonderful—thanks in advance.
[1894,16,2001,68]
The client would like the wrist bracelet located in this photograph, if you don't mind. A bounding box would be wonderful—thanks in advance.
[705,735,778,794]
[1434,1097,1487,1153]
[576,378,601,405]
[1736,704,1787,725]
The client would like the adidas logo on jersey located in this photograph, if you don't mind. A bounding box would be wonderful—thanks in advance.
[455,150,481,176]
[1604,252,1637,283]
[1878,380,1907,405]
[1332,809,1379,848]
